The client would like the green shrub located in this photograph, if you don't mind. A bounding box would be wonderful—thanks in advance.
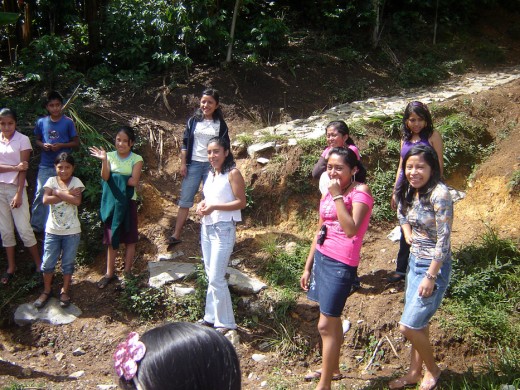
[16,35,80,89]
[398,57,450,87]
[508,170,520,195]
[442,229,520,346]
[437,113,490,176]
[369,164,396,222]
[475,44,506,66]
[119,275,166,320]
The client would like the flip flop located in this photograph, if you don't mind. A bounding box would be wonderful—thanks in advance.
[33,291,52,309]
[59,291,71,308]
[1,272,15,285]
[167,237,182,251]
[97,274,117,289]
[304,370,344,382]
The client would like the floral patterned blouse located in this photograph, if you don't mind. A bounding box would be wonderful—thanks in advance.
[398,183,453,263]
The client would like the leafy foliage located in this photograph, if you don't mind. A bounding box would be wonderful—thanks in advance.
[369,164,397,222]
[442,229,520,346]
[16,35,80,89]
[436,113,491,176]
[119,275,167,320]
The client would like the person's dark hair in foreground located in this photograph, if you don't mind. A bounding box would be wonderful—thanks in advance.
[114,322,241,390]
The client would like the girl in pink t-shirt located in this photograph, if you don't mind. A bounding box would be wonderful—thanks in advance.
[301,147,373,387]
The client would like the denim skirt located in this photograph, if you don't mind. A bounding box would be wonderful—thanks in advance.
[399,253,451,329]
[307,250,357,317]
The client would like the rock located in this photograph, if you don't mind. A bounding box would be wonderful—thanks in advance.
[170,285,196,297]
[224,329,240,347]
[252,353,267,362]
[148,261,197,288]
[72,348,86,356]
[227,268,267,295]
[257,157,269,165]
[157,251,184,261]
[97,386,117,390]
[55,352,65,361]
[284,241,298,256]
[14,299,82,326]
[68,370,85,379]
[247,142,275,158]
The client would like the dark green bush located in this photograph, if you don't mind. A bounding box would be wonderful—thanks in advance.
[475,44,506,66]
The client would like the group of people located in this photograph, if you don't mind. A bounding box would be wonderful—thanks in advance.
[300,101,452,390]
[1,89,452,390]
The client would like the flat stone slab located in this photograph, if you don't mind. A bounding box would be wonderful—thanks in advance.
[14,298,82,326]
[148,261,197,288]
[227,268,267,295]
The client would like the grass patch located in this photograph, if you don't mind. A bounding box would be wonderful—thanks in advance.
[508,169,520,195]
[437,113,491,176]
[442,228,520,347]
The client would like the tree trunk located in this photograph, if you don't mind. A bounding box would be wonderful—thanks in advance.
[433,0,439,45]
[226,0,241,63]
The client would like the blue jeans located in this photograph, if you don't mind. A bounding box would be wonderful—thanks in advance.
[41,233,81,275]
[31,166,55,233]
[201,221,236,329]
[179,161,210,208]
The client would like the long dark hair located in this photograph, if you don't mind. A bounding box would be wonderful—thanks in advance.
[122,323,241,390]
[327,147,360,171]
[208,136,236,174]
[326,120,356,147]
[401,101,434,142]
[194,88,224,122]
[395,145,442,215]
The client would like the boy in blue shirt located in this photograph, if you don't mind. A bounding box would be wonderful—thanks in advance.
[31,91,80,234]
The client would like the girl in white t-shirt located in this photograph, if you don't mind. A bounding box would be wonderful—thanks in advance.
[33,152,84,308]
[0,108,41,285]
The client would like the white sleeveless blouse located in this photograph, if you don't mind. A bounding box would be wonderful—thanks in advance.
[201,170,242,225]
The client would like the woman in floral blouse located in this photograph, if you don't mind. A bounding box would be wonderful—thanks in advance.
[389,144,453,390]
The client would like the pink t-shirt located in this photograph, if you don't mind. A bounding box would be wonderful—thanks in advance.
[0,131,32,185]
[321,144,360,160]
[316,186,373,267]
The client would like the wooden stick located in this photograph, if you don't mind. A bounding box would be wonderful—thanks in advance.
[364,337,384,371]
[385,335,399,358]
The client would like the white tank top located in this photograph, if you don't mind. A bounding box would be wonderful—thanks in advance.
[201,170,242,225]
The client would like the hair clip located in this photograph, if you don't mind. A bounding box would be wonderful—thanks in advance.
[114,332,146,381]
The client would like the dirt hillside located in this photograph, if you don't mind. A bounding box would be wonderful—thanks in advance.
[0,68,519,388]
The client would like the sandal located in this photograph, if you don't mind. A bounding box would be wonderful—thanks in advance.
[33,291,52,309]
[97,274,117,289]
[215,327,232,335]
[167,236,182,251]
[59,291,71,308]
[304,370,344,382]
[1,272,15,285]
